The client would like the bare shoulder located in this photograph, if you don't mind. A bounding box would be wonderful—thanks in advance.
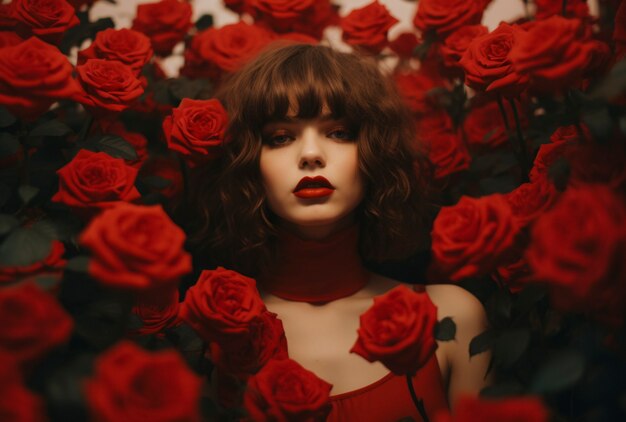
[425,283,487,322]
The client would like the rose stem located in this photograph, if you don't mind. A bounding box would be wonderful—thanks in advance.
[562,0,568,16]
[78,114,94,144]
[564,90,589,143]
[496,95,529,183]
[507,98,531,182]
[405,374,430,422]
[178,155,190,209]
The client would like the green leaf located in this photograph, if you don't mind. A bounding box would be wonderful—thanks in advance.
[491,288,512,323]
[0,214,19,237]
[0,227,53,267]
[31,218,82,243]
[167,323,203,353]
[195,14,213,31]
[89,135,138,160]
[66,256,90,273]
[33,274,60,291]
[0,132,21,157]
[18,185,39,206]
[530,350,585,394]
[493,328,530,368]
[0,107,16,128]
[434,317,456,341]
[469,330,497,357]
[29,119,73,137]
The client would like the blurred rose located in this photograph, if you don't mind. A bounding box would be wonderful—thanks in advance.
[52,149,141,216]
[244,358,332,422]
[389,32,419,59]
[0,3,15,30]
[79,203,192,289]
[0,37,82,119]
[0,353,46,422]
[180,267,266,343]
[534,0,590,20]
[131,0,192,56]
[413,0,484,36]
[0,31,23,48]
[131,285,180,336]
[503,178,559,228]
[12,0,79,45]
[394,70,445,115]
[461,99,519,150]
[429,194,520,282]
[78,28,153,76]
[435,395,549,422]
[76,59,144,114]
[423,130,471,180]
[181,22,274,80]
[494,253,534,293]
[440,25,488,68]
[0,283,73,365]
[162,98,228,167]
[351,285,438,374]
[568,138,626,193]
[249,0,315,32]
[0,240,66,284]
[85,341,202,422]
[340,1,399,54]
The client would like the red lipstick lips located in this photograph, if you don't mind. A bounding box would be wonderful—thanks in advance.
[293,176,335,199]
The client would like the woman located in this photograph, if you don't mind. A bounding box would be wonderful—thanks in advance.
[191,43,491,421]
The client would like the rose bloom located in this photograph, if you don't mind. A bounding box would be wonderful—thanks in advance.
[289,0,339,39]
[494,253,534,293]
[0,3,15,30]
[529,140,578,183]
[340,1,399,54]
[12,0,79,45]
[244,358,333,422]
[389,32,420,59]
[180,267,266,343]
[181,22,275,81]
[460,23,529,98]
[85,341,202,422]
[0,240,66,284]
[0,282,73,365]
[130,285,180,336]
[423,130,471,180]
[0,353,46,422]
[248,0,315,32]
[79,203,192,289]
[52,149,141,215]
[351,285,438,374]
[535,0,590,20]
[131,0,192,56]
[413,0,485,36]
[394,70,445,115]
[224,0,249,15]
[78,28,153,76]
[503,178,559,228]
[0,31,23,48]
[526,185,626,323]
[162,98,228,167]
[435,395,549,422]
[210,310,288,379]
[0,37,82,119]
[440,25,488,68]
[76,59,144,114]
[509,16,597,93]
[461,99,516,150]
[429,194,520,282]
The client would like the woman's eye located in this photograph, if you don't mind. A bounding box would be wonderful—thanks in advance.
[264,132,294,146]
[328,128,355,141]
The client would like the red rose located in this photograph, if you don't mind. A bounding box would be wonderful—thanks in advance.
[413,0,485,36]
[0,353,46,422]
[461,99,515,150]
[429,194,520,282]
[340,1,399,54]
[440,25,488,68]
[526,186,626,322]
[0,4,16,30]
[276,32,318,44]
[415,110,454,135]
[101,122,149,169]
[249,0,316,32]
[244,358,332,422]
[85,341,202,422]
[76,59,144,113]
[351,285,438,375]
[550,124,591,144]
[0,240,66,283]
[389,32,420,59]
[210,310,288,379]
[535,0,590,20]
[180,267,266,343]
[0,37,82,119]
[131,0,192,56]
[494,253,534,293]
[289,0,339,39]
[52,149,141,215]
[509,16,596,93]
[0,283,73,365]
[162,98,228,167]
[79,203,192,289]
[78,28,153,75]
[0,31,23,48]
[460,23,529,97]
[503,178,559,228]
[423,130,471,180]
[181,22,274,80]
[12,0,79,45]
[435,395,549,422]
[394,70,445,115]
[224,0,250,15]
[131,286,180,336]
[67,0,99,9]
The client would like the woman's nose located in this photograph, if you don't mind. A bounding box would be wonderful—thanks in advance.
[298,128,325,169]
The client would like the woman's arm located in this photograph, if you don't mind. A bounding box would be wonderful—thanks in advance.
[427,284,493,408]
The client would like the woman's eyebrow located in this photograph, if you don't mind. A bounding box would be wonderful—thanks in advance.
[268,113,339,124]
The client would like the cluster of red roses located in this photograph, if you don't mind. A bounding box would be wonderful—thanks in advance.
[0,0,625,421]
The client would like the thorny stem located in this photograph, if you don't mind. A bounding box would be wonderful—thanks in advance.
[406,374,430,422]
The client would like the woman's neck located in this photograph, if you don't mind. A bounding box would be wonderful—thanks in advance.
[257,224,370,304]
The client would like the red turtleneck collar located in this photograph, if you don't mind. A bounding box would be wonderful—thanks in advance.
[257,225,370,303]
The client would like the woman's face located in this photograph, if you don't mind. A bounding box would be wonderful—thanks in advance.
[259,113,365,239]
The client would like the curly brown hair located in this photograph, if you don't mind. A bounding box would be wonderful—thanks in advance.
[188,42,433,276]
